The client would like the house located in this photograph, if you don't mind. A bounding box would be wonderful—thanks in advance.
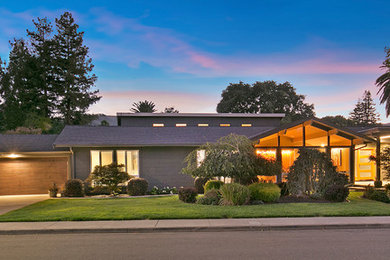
[0,112,388,195]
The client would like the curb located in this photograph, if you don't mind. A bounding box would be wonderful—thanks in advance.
[2,223,390,235]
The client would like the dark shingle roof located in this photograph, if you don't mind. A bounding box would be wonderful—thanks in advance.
[0,135,69,152]
[54,126,274,147]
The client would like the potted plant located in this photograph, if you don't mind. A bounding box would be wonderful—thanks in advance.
[49,183,58,198]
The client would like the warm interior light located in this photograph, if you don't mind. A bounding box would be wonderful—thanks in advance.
[175,123,187,127]
[152,123,164,127]
[7,153,20,159]
[282,150,292,155]
[321,144,325,147]
[198,123,209,127]
[241,124,252,127]
[220,124,230,127]
[380,135,390,140]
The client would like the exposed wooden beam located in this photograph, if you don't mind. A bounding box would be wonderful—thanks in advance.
[303,120,313,126]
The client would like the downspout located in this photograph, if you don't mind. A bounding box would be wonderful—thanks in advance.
[70,147,75,179]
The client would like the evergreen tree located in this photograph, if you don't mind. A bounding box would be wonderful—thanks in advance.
[53,12,101,125]
[349,90,380,126]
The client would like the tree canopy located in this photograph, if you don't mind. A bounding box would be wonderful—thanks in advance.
[349,90,380,126]
[321,115,354,127]
[376,46,390,117]
[163,106,179,113]
[130,100,157,113]
[216,81,315,123]
[0,12,100,132]
[182,134,281,184]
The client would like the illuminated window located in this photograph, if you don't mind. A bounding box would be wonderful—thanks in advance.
[242,124,252,127]
[90,150,113,172]
[198,123,209,127]
[117,150,139,176]
[153,123,164,127]
[196,149,206,167]
[176,123,187,127]
[220,124,230,127]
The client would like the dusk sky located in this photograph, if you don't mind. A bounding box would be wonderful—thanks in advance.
[1,1,389,121]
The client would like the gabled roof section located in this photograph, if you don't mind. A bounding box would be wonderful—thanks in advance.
[54,125,274,147]
[250,117,376,143]
[0,134,69,152]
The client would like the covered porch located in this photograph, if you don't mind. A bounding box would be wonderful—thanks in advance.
[252,118,377,183]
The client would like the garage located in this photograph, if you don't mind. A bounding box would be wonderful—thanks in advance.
[0,134,71,195]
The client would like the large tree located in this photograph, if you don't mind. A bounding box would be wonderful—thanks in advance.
[53,12,101,125]
[376,46,390,116]
[131,100,157,113]
[216,81,315,123]
[349,90,380,126]
[321,115,354,127]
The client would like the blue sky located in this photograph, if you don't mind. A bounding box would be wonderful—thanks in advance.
[1,1,389,121]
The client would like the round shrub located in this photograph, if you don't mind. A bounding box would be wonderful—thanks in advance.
[374,180,383,188]
[324,185,349,202]
[127,178,148,196]
[63,179,84,197]
[220,183,250,206]
[248,183,281,203]
[278,182,289,197]
[197,189,221,205]
[369,190,390,203]
[178,187,198,203]
[204,180,224,193]
[194,177,209,194]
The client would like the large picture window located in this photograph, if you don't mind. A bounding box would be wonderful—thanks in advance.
[117,150,139,177]
[90,150,113,172]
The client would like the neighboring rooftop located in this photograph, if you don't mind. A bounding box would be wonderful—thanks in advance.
[54,125,274,147]
[0,135,69,153]
[117,112,285,118]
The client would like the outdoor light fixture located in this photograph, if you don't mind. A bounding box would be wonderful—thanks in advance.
[6,153,20,159]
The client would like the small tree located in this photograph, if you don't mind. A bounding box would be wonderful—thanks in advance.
[349,90,380,126]
[163,106,179,113]
[88,163,130,195]
[287,148,348,197]
[182,134,281,184]
[130,100,157,113]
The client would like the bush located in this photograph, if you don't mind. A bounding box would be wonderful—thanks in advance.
[194,177,209,194]
[363,185,375,198]
[369,190,390,203]
[220,183,250,205]
[324,185,349,202]
[91,186,111,195]
[88,163,130,195]
[63,179,84,197]
[149,186,177,195]
[374,180,383,188]
[197,189,221,205]
[127,178,148,196]
[248,183,281,203]
[278,182,289,197]
[385,184,390,192]
[204,180,224,193]
[178,187,198,203]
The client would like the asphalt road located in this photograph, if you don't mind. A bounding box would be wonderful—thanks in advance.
[1,229,389,259]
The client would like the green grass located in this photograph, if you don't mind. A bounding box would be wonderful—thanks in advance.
[1,192,390,222]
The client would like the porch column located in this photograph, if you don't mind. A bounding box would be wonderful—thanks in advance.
[276,135,282,183]
[376,137,381,181]
[302,125,306,147]
[350,145,355,183]
[326,133,331,157]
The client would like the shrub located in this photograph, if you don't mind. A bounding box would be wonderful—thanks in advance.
[91,186,111,195]
[149,186,177,195]
[63,179,84,197]
[88,163,130,195]
[194,177,209,194]
[48,183,58,198]
[363,185,375,198]
[385,184,390,192]
[127,178,148,196]
[324,185,349,202]
[204,180,224,193]
[374,180,383,188]
[220,183,250,205]
[197,189,222,205]
[369,190,390,203]
[248,183,281,203]
[278,182,289,197]
[178,187,198,203]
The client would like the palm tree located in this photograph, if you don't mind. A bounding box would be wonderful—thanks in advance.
[130,100,157,113]
[376,47,390,116]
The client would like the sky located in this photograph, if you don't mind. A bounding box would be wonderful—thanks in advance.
[0,0,389,121]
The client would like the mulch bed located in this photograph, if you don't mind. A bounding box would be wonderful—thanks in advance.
[278,195,331,203]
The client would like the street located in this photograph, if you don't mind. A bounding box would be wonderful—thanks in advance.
[0,228,389,259]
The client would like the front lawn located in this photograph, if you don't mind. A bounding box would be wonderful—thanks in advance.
[1,192,390,222]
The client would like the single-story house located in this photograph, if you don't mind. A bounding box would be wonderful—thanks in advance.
[0,112,389,195]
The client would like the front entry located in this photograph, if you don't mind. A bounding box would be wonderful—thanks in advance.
[356,149,376,181]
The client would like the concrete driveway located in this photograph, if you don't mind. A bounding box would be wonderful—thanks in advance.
[0,194,49,215]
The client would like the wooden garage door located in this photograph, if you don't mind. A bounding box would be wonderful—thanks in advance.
[0,157,68,195]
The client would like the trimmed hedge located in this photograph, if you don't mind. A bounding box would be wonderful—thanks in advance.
[248,183,281,203]
[127,178,148,196]
[324,185,349,202]
[63,179,84,197]
[204,180,224,193]
[220,183,250,205]
[194,177,209,194]
[178,187,198,203]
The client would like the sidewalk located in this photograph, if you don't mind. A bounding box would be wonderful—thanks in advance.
[1,216,390,235]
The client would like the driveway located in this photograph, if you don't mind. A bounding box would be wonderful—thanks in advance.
[0,195,49,215]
